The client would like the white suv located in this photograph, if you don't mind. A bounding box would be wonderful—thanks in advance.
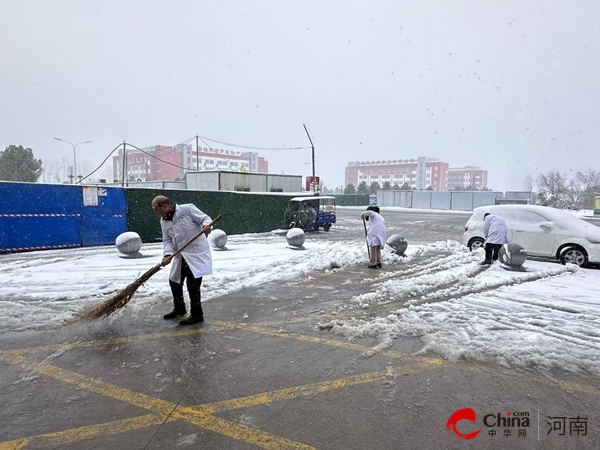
[463,205,600,267]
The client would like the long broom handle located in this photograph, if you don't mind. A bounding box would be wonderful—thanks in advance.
[362,215,371,259]
[168,214,223,259]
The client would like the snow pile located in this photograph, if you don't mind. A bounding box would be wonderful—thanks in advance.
[0,234,369,331]
[324,262,600,376]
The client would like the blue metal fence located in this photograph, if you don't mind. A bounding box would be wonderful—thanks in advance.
[0,182,126,253]
[81,186,127,247]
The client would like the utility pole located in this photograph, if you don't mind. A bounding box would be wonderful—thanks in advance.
[53,138,93,184]
[121,142,127,187]
[303,124,316,194]
[196,135,200,171]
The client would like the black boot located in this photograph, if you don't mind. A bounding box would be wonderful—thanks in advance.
[179,314,204,325]
[163,303,186,319]
[180,281,204,325]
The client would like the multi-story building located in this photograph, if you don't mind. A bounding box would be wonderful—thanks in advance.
[447,166,488,190]
[345,157,449,191]
[113,144,268,182]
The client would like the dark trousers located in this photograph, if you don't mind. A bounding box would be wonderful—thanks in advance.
[169,258,204,318]
[369,245,382,266]
[484,243,502,262]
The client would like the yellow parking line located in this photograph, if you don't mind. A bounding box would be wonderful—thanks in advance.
[0,358,318,449]
[18,359,176,415]
[0,414,172,450]
[0,364,411,450]
[191,370,391,414]
[216,321,600,399]
[3,320,600,450]
[4,323,244,356]
[0,351,416,449]
[212,320,443,364]
[172,411,318,450]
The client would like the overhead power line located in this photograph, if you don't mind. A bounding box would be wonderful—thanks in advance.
[198,135,310,151]
[196,136,241,172]
[75,144,122,184]
[76,130,307,184]
[125,143,190,170]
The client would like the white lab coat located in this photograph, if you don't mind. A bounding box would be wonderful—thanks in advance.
[160,204,213,282]
[362,210,386,247]
[483,214,508,245]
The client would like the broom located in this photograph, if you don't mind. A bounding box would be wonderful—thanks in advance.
[77,214,223,321]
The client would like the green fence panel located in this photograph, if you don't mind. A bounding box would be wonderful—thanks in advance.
[335,194,370,206]
[125,189,295,243]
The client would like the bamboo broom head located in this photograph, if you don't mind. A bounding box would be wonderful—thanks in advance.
[77,264,163,321]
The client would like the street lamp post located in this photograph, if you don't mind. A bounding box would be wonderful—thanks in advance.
[54,138,93,184]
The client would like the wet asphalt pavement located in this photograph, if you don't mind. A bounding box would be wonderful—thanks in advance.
[323,208,471,244]
[2,208,600,449]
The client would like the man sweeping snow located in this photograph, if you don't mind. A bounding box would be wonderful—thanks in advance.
[361,206,386,269]
[481,212,508,265]
[152,195,213,325]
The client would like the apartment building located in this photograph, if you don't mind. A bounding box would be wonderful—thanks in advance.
[345,157,449,191]
[447,166,488,190]
[113,144,268,182]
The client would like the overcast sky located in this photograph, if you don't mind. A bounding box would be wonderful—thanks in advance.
[1,0,599,191]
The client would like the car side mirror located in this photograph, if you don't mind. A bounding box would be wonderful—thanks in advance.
[539,221,554,231]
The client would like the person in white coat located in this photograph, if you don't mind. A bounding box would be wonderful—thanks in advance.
[361,206,386,269]
[482,212,508,265]
[152,195,213,325]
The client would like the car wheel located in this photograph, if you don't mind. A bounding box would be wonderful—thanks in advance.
[323,223,331,231]
[559,246,588,267]
[468,237,485,251]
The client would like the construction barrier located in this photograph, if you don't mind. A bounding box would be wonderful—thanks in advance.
[0,182,126,253]
[125,188,295,242]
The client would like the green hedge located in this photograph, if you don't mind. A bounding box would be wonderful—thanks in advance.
[125,189,295,242]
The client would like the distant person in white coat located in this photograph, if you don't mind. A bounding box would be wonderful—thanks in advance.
[482,212,508,265]
[362,206,386,269]
[152,195,213,325]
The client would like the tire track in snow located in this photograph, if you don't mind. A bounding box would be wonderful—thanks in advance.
[361,250,479,288]
[452,296,600,349]
[408,265,575,307]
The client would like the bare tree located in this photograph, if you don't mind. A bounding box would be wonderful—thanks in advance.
[43,157,72,184]
[535,170,600,209]
[575,169,600,209]
[535,171,571,208]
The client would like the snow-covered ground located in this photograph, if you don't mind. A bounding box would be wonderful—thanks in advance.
[2,233,600,378]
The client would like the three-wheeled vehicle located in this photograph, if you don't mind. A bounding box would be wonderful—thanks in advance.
[287,196,336,231]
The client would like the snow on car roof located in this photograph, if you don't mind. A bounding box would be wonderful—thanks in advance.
[472,204,600,239]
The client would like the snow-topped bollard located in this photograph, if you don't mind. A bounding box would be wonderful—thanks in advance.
[286,228,305,248]
[116,232,142,255]
[499,243,527,267]
[208,229,228,250]
[386,234,408,255]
